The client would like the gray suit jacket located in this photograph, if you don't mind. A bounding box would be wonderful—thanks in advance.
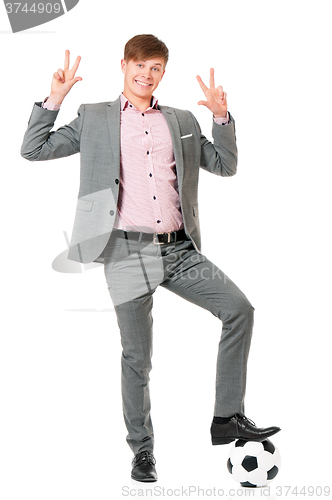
[21,96,238,263]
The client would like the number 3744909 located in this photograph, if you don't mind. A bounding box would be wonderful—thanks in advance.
[5,3,61,14]
[275,486,330,496]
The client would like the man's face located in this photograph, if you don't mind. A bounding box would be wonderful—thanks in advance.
[121,57,165,102]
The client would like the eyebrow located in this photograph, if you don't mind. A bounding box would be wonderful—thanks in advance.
[138,61,163,66]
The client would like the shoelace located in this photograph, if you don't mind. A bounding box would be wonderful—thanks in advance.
[134,450,156,466]
[235,414,256,427]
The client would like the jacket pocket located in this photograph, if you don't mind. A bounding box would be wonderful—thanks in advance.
[76,198,94,212]
[192,203,199,217]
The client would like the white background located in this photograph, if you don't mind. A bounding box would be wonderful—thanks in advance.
[0,1,331,499]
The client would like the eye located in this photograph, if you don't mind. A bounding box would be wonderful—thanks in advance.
[152,67,160,71]
[137,64,144,68]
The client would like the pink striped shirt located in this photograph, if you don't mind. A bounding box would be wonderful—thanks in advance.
[114,94,183,233]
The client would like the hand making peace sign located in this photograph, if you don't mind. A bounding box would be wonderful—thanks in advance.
[49,50,82,105]
[196,68,228,118]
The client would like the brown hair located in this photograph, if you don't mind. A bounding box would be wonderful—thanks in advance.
[124,34,169,67]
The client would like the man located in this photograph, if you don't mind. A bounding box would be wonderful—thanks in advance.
[21,34,280,483]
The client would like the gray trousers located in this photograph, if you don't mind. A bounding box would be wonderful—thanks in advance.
[103,233,254,455]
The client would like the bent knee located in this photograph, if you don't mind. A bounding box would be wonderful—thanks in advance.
[221,295,254,324]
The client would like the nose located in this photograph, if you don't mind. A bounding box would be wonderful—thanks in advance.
[141,68,153,80]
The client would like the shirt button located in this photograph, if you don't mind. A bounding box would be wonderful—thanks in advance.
[157,220,161,223]
[145,131,148,134]
[142,113,145,116]
[149,173,152,177]
[147,151,150,155]
[115,178,119,184]
[109,210,114,216]
[153,196,156,200]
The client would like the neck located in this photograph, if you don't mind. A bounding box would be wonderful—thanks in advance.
[122,91,153,112]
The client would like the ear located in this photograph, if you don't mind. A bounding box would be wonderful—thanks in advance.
[121,59,126,74]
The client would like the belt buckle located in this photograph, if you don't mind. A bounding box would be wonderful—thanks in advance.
[153,232,171,245]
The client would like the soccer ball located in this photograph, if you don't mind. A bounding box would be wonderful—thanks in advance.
[227,439,281,488]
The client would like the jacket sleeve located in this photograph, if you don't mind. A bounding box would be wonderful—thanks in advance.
[20,102,85,161]
[191,111,238,177]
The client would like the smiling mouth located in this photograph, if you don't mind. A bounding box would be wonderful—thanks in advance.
[135,80,152,87]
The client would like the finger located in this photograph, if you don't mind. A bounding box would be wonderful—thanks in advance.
[53,71,61,80]
[57,68,64,82]
[71,55,81,75]
[197,100,208,106]
[217,86,227,104]
[64,49,70,71]
[220,91,227,102]
[210,68,215,88]
[68,76,83,89]
[196,75,208,93]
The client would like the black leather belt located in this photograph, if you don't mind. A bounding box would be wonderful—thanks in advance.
[113,228,187,245]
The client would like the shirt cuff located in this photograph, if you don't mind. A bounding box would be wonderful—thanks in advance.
[213,112,229,125]
[42,96,61,111]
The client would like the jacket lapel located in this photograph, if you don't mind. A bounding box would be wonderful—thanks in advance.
[106,97,121,175]
[159,106,184,198]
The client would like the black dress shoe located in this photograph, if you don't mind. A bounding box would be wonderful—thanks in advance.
[211,414,281,445]
[131,450,157,482]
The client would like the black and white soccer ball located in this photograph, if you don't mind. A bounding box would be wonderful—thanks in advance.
[227,439,281,488]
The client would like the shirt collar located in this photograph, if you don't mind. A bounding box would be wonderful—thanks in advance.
[120,93,159,111]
